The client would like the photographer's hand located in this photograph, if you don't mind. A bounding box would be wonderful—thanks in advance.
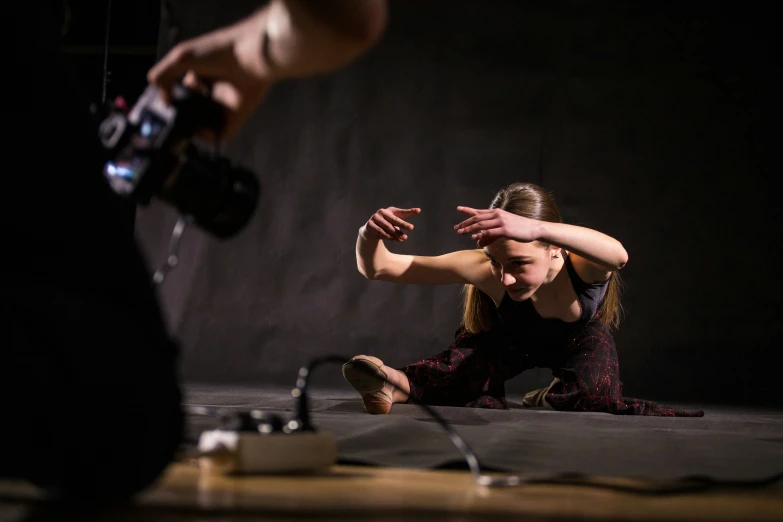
[148,0,387,140]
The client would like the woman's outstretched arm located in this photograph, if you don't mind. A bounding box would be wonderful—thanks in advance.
[356,206,499,296]
[455,206,628,283]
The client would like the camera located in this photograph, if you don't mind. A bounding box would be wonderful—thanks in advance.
[98,84,260,238]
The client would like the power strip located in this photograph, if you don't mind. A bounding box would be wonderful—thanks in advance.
[197,429,339,474]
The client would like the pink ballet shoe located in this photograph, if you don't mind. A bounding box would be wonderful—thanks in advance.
[342,355,394,414]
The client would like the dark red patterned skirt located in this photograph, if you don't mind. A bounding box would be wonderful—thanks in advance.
[398,323,704,417]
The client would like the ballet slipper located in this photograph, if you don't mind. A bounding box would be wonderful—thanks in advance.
[342,355,394,414]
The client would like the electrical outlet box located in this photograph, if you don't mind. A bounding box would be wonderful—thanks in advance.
[197,429,339,474]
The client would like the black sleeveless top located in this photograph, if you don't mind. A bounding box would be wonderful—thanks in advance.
[495,253,610,369]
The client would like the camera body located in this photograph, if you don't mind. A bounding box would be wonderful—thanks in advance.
[98,84,260,238]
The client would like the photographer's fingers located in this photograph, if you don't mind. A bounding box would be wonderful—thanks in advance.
[148,34,234,96]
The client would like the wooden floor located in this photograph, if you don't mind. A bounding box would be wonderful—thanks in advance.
[1,458,782,522]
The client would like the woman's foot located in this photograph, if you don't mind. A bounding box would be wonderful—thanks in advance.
[522,378,558,409]
[342,355,410,414]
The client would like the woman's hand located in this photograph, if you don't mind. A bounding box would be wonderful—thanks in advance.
[362,207,421,242]
[454,206,542,247]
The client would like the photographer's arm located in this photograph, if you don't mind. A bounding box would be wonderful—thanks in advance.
[261,0,388,79]
[148,0,387,138]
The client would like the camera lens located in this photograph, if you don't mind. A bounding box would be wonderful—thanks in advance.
[158,145,260,239]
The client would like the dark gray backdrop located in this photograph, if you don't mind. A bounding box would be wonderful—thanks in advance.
[136,1,780,407]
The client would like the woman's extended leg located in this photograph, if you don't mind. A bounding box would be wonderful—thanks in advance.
[344,327,532,413]
[545,323,704,417]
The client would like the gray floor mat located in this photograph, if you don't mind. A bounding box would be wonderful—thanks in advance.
[184,384,783,482]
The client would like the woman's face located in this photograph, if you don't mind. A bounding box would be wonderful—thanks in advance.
[484,239,557,301]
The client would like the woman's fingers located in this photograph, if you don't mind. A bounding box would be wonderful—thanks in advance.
[462,218,503,235]
[367,220,394,240]
[391,207,422,219]
[456,206,492,217]
[381,208,415,231]
[365,206,419,242]
[476,232,500,247]
[455,214,497,233]
[374,214,399,236]
[471,222,504,240]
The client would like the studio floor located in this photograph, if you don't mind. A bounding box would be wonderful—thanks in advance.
[1,384,781,521]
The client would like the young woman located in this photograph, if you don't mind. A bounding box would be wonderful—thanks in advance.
[342,182,703,417]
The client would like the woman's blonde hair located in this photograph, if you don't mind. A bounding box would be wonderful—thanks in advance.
[461,182,623,333]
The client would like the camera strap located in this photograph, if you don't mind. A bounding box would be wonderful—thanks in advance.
[152,215,192,286]
[151,142,221,287]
